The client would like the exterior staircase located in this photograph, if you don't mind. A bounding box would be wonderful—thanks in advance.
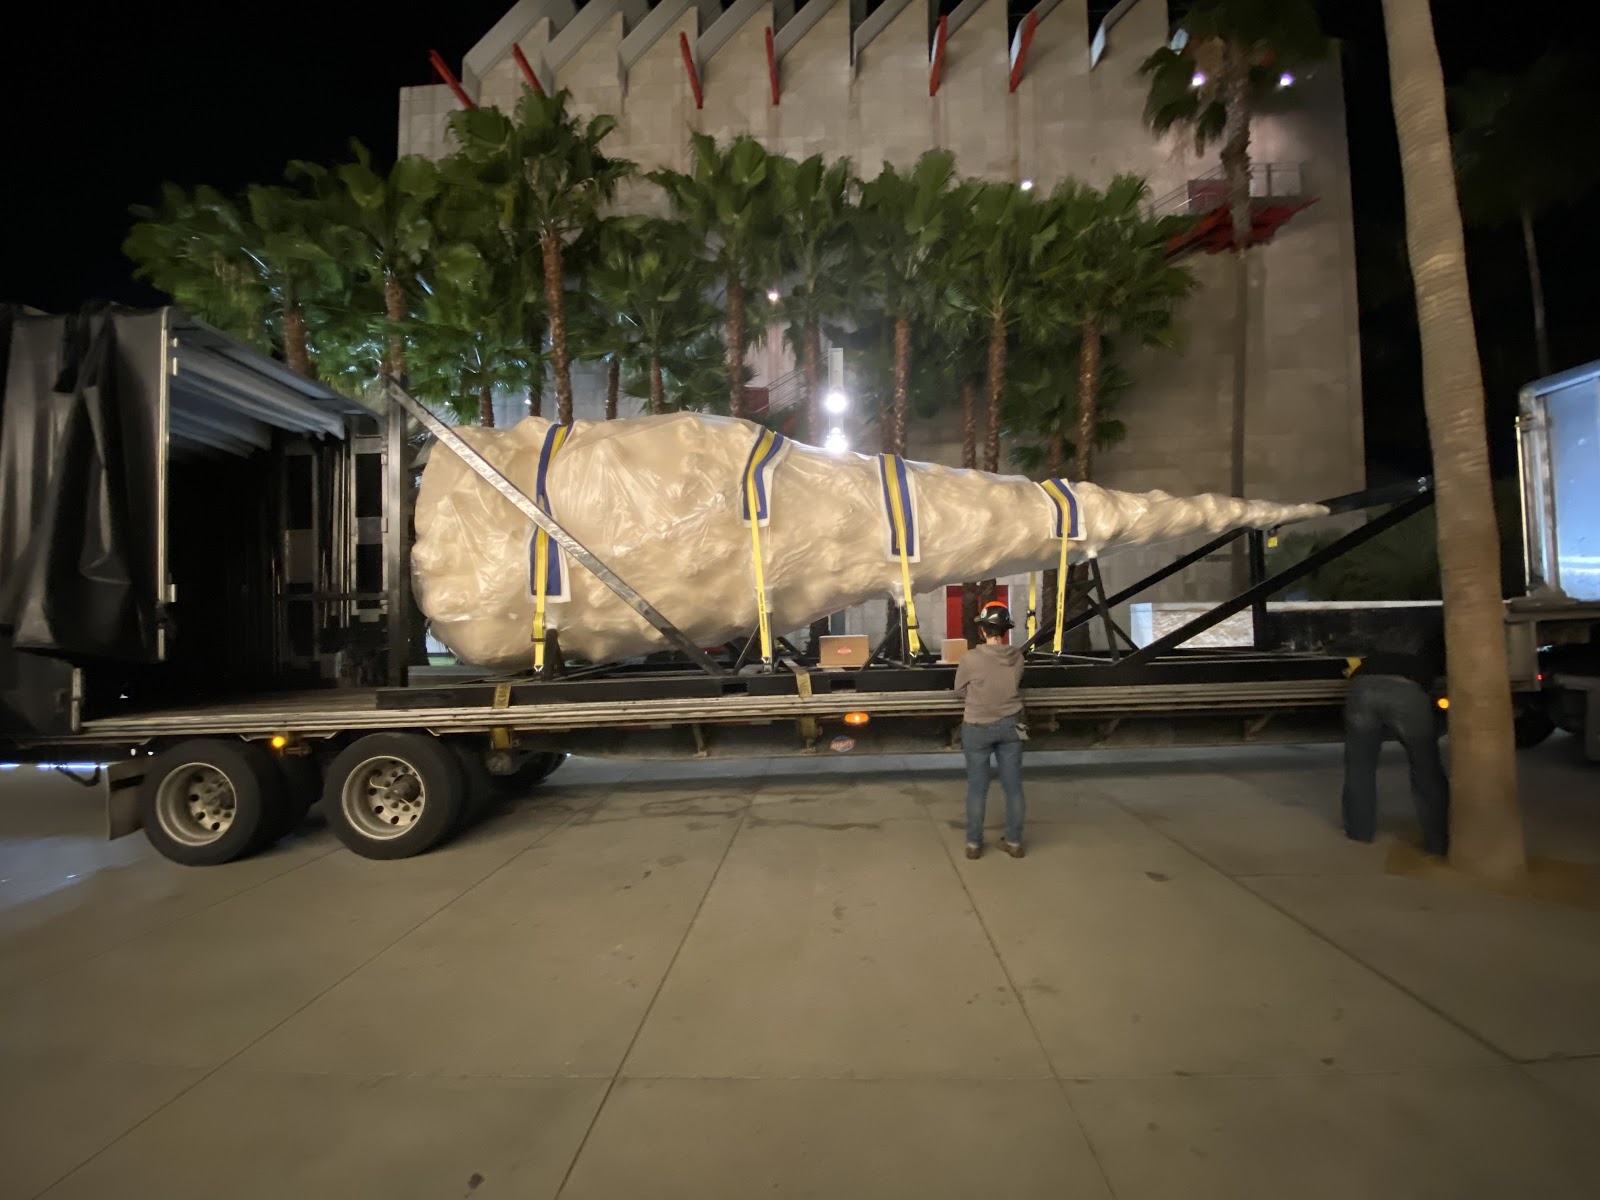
[1149,162,1315,257]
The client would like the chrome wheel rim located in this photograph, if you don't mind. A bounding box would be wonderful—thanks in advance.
[155,764,237,846]
[341,756,427,841]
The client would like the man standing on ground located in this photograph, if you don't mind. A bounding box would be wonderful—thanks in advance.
[955,602,1027,860]
[1342,621,1450,856]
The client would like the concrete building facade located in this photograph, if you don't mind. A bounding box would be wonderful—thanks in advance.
[399,0,1364,639]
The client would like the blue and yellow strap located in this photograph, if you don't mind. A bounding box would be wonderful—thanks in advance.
[1039,478,1084,655]
[529,423,572,671]
[741,429,785,663]
[877,454,922,658]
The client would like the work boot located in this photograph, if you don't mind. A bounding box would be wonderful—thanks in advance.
[964,842,982,860]
[997,839,1025,859]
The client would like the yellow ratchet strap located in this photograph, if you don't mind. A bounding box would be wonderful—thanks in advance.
[745,430,777,663]
[1040,479,1077,655]
[881,455,923,658]
[1027,573,1038,641]
[532,424,571,672]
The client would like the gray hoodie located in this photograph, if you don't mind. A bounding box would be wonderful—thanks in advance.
[953,643,1025,725]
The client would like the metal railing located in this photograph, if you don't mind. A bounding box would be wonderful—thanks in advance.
[1147,162,1306,221]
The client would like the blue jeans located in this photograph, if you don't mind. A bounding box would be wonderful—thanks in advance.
[1342,675,1450,855]
[962,717,1025,845]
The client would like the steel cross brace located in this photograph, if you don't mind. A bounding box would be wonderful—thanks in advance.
[385,381,724,677]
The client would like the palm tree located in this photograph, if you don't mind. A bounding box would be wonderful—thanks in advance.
[408,237,531,427]
[1009,337,1131,480]
[446,90,632,423]
[582,218,721,415]
[290,141,440,383]
[855,152,961,457]
[1380,0,1523,880]
[125,184,270,350]
[943,182,1063,472]
[240,184,349,379]
[1141,0,1327,570]
[650,134,785,420]
[126,182,344,378]
[772,153,857,442]
[1450,54,1599,377]
[1053,176,1198,482]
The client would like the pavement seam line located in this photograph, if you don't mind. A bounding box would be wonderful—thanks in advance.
[1109,794,1523,1068]
[26,788,605,1200]
[552,791,754,1200]
[919,790,1123,1200]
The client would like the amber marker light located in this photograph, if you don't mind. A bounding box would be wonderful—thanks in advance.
[270,735,289,749]
[843,712,871,726]
[1436,697,1449,711]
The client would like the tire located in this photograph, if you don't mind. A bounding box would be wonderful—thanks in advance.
[490,751,568,798]
[139,739,283,866]
[1514,701,1557,749]
[323,733,464,860]
[271,752,322,839]
[448,739,494,825]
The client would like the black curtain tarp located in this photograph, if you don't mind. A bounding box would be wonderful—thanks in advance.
[0,307,163,664]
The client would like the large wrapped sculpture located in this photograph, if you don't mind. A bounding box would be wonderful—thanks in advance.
[413,412,1327,669]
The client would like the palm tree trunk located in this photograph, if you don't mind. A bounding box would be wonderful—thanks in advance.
[1064,323,1106,654]
[605,358,620,420]
[649,354,665,414]
[283,304,312,378]
[1073,322,1103,482]
[1382,0,1523,881]
[383,273,407,383]
[806,317,834,654]
[478,383,495,428]
[890,314,912,458]
[961,380,979,471]
[540,230,573,424]
[726,276,747,419]
[1221,54,1254,593]
[960,379,980,645]
[804,315,823,443]
[1520,206,1551,378]
[984,311,1006,473]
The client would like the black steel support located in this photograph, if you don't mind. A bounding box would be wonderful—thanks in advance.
[1088,560,1137,661]
[731,629,763,673]
[1248,530,1268,649]
[385,380,723,677]
[1119,490,1437,667]
[384,393,410,689]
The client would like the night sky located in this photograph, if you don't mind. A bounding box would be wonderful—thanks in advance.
[7,0,1598,481]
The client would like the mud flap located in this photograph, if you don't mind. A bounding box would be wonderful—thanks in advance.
[105,757,146,840]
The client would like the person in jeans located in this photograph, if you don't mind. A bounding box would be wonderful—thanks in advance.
[1342,623,1450,857]
[954,602,1026,860]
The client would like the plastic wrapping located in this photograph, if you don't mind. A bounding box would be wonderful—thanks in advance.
[413,412,1328,669]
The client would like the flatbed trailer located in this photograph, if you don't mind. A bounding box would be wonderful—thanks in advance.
[2,308,1593,867]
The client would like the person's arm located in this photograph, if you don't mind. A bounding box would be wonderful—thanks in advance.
[954,657,972,697]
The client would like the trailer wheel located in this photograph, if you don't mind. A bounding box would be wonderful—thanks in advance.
[271,753,322,839]
[139,740,282,866]
[491,751,568,798]
[324,733,464,860]
[448,740,494,825]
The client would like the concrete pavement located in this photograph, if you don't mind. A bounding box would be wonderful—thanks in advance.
[1,739,1597,1199]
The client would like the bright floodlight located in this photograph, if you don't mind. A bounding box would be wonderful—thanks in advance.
[1278,72,1295,88]
[766,289,781,303]
[825,428,848,453]
[1019,178,1035,192]
[824,389,848,415]
[1190,71,1206,88]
